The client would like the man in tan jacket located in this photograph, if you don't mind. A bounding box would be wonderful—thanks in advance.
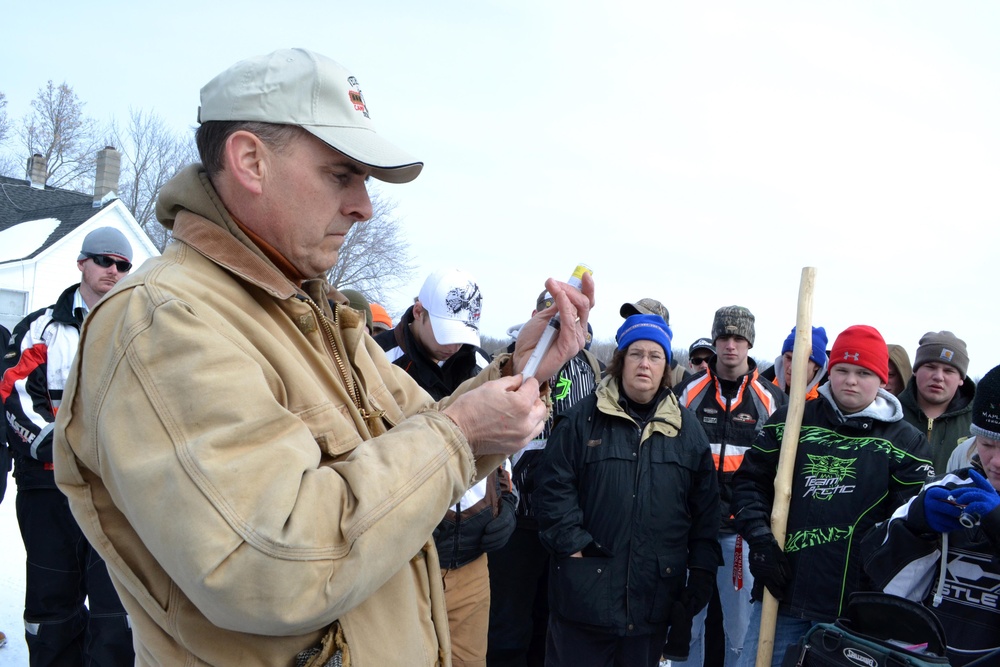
[52,48,593,667]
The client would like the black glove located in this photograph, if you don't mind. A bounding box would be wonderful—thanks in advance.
[680,568,715,616]
[662,601,692,661]
[479,492,517,553]
[747,535,791,601]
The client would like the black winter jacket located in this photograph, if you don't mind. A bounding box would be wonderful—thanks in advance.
[674,358,786,533]
[535,377,722,635]
[731,385,935,622]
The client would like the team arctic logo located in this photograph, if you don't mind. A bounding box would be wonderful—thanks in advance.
[802,454,857,500]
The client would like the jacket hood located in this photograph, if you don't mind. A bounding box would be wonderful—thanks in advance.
[156,164,276,269]
[887,344,913,388]
[772,354,828,395]
[818,383,904,422]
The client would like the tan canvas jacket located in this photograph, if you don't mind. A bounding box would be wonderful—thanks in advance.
[53,165,506,666]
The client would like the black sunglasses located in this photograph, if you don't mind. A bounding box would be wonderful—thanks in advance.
[691,356,711,365]
[85,253,132,272]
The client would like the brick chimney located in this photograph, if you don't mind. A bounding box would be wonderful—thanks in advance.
[93,146,121,207]
[26,154,47,189]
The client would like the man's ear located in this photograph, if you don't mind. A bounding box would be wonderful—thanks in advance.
[223,130,267,195]
[412,301,425,319]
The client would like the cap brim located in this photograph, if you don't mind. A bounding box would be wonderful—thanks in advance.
[619,303,640,318]
[428,314,480,347]
[304,125,423,184]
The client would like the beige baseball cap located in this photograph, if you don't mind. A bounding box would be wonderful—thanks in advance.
[198,48,422,184]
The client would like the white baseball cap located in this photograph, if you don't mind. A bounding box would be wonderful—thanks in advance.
[418,269,482,347]
[198,48,422,184]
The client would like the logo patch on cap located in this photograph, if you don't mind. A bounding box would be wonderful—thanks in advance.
[445,285,482,333]
[347,77,369,118]
[939,349,955,362]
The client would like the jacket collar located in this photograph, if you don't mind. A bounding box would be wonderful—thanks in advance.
[157,165,310,301]
[596,375,683,435]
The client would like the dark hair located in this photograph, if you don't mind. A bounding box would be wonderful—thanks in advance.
[195,121,305,178]
[605,345,673,390]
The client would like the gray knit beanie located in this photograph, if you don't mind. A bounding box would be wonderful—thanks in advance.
[79,227,133,262]
[913,331,969,379]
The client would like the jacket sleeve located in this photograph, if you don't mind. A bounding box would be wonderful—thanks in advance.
[534,407,597,558]
[731,412,784,541]
[685,415,723,572]
[1,314,59,463]
[54,293,495,637]
[861,482,944,601]
[887,427,936,510]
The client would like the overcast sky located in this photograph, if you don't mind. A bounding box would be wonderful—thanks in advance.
[3,2,998,377]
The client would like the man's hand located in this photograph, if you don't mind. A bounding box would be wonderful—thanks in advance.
[443,375,549,457]
[747,535,791,601]
[513,273,595,381]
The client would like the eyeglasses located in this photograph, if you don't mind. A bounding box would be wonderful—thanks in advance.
[85,253,132,272]
[626,349,665,364]
[691,356,711,365]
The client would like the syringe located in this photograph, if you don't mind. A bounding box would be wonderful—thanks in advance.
[521,264,592,380]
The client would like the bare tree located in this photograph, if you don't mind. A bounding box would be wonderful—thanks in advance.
[326,187,415,305]
[19,81,102,190]
[108,109,197,251]
[0,91,16,178]
[0,91,9,146]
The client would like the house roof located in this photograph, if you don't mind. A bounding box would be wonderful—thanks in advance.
[0,175,112,263]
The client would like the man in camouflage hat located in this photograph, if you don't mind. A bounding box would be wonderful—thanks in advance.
[672,305,786,666]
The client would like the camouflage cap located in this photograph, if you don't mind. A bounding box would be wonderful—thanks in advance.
[711,305,755,347]
[620,298,670,325]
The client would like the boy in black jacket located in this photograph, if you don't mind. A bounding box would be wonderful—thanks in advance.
[731,325,934,666]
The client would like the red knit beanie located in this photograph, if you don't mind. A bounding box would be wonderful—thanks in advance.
[829,325,889,384]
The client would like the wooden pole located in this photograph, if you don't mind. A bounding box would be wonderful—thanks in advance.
[755,267,816,667]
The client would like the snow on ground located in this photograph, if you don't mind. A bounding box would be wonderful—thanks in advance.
[0,472,29,665]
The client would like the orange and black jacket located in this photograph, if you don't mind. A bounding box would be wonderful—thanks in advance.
[674,357,786,533]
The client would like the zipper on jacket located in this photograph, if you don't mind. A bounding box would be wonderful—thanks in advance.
[625,420,644,632]
[304,297,385,431]
[927,417,934,442]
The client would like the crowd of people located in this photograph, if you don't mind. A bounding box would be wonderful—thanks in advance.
[1,47,998,667]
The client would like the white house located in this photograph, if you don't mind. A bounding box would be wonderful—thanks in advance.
[0,148,159,331]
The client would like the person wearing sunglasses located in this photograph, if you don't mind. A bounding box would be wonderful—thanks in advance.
[688,338,715,374]
[1,226,134,665]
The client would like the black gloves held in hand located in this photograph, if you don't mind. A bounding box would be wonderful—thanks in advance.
[662,601,692,661]
[747,535,791,602]
[663,569,717,661]
[680,568,715,616]
[479,492,517,553]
